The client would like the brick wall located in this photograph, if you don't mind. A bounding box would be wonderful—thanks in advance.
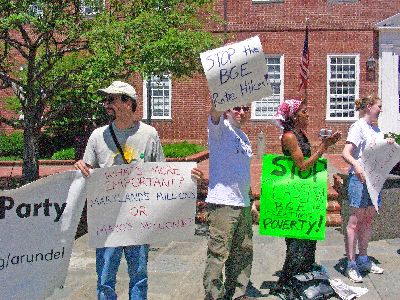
[141,1,400,153]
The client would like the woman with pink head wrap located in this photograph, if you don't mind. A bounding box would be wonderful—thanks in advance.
[270,99,341,297]
[274,99,303,131]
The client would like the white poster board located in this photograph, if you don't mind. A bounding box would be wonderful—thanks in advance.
[87,162,197,248]
[0,171,86,300]
[361,140,400,211]
[200,36,273,111]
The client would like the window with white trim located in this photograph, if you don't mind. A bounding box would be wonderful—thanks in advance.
[251,55,284,119]
[29,3,43,17]
[326,55,359,120]
[80,0,104,16]
[143,75,172,120]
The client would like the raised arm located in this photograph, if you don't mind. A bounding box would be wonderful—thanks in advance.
[210,105,223,125]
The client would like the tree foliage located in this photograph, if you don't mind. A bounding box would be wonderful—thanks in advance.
[0,0,221,183]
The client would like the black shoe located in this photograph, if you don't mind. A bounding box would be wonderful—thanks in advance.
[269,283,285,295]
[270,284,296,300]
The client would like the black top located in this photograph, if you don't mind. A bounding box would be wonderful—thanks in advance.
[282,130,311,157]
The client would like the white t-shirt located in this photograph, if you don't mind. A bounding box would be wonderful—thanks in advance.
[83,121,164,168]
[206,116,253,207]
[346,118,384,174]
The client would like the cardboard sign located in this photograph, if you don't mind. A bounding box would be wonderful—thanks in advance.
[0,171,86,300]
[200,36,272,111]
[87,161,197,248]
[259,154,328,240]
[361,139,400,212]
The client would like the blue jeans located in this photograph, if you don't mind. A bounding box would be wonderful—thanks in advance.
[96,245,149,300]
[348,174,381,208]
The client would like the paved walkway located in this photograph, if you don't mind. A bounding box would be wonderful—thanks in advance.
[47,227,400,300]
[8,155,399,299]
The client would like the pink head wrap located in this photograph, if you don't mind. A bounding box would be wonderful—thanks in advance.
[273,99,303,130]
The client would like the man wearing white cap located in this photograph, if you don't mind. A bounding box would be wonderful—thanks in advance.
[74,80,164,300]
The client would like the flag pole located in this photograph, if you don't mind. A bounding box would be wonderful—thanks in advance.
[305,18,309,102]
[299,17,310,103]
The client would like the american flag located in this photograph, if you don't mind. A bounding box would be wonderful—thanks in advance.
[298,25,309,91]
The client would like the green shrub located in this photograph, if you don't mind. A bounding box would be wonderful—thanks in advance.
[162,141,206,158]
[51,147,76,160]
[0,132,23,157]
[0,155,22,161]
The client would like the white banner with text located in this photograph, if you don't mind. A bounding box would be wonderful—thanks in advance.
[361,140,400,211]
[0,171,86,300]
[87,161,197,248]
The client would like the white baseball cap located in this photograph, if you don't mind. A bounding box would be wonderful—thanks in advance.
[98,81,137,100]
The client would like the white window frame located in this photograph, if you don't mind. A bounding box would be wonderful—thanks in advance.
[29,3,44,17]
[143,74,172,120]
[80,0,104,16]
[251,54,284,120]
[326,54,360,121]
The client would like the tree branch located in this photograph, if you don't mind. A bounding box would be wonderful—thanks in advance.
[1,35,29,59]
[17,23,33,46]
[0,115,23,129]
[35,69,80,125]
[41,101,74,126]
[59,44,87,55]
[0,72,27,108]
[43,65,84,100]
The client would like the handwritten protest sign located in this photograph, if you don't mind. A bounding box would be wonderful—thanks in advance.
[200,36,272,111]
[87,161,197,248]
[0,171,86,300]
[361,140,400,212]
[259,154,328,240]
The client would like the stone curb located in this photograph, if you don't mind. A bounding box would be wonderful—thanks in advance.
[0,159,75,166]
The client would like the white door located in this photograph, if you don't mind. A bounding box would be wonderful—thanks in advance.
[379,44,400,134]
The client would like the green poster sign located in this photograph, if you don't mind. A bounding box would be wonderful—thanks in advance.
[259,154,328,240]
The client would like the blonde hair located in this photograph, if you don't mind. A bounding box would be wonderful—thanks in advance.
[354,94,380,111]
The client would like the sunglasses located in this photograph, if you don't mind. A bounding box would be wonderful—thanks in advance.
[232,106,250,112]
[103,95,116,104]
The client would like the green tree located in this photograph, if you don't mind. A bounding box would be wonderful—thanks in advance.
[0,0,221,183]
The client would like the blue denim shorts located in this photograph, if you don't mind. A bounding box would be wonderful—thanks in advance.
[348,174,381,208]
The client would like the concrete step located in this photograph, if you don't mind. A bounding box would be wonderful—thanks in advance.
[333,173,345,194]
[326,212,342,227]
[327,200,341,212]
[326,181,342,226]
[328,185,339,202]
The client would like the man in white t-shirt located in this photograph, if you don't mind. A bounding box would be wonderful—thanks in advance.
[203,105,257,300]
[74,81,164,300]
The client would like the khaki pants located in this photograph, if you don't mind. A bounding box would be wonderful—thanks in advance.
[203,204,253,300]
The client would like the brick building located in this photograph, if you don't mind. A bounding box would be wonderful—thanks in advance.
[137,0,400,153]
[2,1,400,154]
